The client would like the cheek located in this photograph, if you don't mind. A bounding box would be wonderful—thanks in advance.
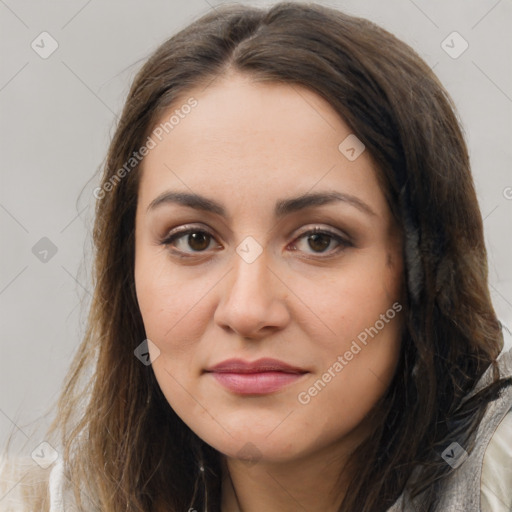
[134,251,198,352]
[309,254,402,342]
[298,306,402,441]
[134,261,208,418]
[134,251,222,383]
[300,257,403,426]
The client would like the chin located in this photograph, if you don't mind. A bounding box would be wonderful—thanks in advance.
[198,430,306,465]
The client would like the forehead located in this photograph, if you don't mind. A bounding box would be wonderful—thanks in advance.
[137,73,389,219]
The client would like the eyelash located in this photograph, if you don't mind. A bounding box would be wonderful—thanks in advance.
[160,225,352,259]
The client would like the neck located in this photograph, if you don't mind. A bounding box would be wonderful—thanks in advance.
[219,431,365,512]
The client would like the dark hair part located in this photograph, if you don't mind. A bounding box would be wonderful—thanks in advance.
[21,2,512,511]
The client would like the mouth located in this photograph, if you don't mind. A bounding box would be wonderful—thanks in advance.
[204,357,309,395]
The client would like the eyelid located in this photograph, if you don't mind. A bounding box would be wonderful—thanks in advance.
[292,224,349,240]
[161,223,214,240]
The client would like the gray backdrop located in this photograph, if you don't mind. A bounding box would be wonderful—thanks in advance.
[1,0,511,456]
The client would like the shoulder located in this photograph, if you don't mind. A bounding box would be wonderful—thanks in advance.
[481,406,512,512]
[0,453,73,512]
[0,453,95,512]
[387,341,512,512]
[480,340,512,512]
[0,454,52,511]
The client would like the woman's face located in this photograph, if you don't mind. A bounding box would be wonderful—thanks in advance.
[134,72,404,465]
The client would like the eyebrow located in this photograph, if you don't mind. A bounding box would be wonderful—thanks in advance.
[146,190,376,218]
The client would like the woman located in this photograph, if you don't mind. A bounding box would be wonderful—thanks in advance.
[1,2,511,511]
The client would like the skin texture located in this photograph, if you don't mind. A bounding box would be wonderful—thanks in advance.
[134,71,405,512]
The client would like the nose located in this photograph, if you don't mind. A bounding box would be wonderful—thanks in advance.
[213,247,291,340]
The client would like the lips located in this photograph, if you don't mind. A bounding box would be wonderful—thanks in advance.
[205,358,308,394]
[205,357,307,374]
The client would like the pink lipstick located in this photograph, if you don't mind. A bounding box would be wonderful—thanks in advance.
[205,357,308,395]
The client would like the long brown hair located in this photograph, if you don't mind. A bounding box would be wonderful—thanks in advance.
[8,2,512,511]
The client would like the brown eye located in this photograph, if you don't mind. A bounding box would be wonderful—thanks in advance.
[187,232,211,251]
[161,228,217,255]
[307,232,332,252]
[289,227,352,258]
